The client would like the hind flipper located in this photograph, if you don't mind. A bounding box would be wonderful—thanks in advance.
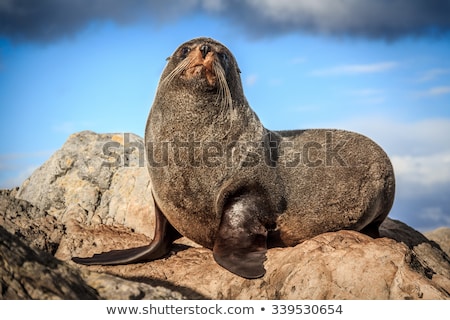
[213,194,268,279]
[72,202,180,265]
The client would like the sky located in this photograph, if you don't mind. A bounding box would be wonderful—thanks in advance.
[1,0,449,231]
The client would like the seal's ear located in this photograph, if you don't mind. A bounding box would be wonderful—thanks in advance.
[213,194,268,279]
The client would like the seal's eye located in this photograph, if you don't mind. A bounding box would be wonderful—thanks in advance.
[218,52,229,70]
[180,47,191,59]
[218,52,228,63]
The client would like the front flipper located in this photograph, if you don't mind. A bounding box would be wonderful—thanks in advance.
[72,202,181,265]
[213,193,268,279]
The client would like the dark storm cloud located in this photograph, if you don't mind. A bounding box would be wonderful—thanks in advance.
[0,0,196,42]
[224,0,450,40]
[1,0,450,42]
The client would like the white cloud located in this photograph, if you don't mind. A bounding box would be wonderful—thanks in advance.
[245,74,258,86]
[419,207,450,225]
[0,150,52,188]
[418,86,450,97]
[348,89,384,96]
[346,88,386,105]
[52,121,94,134]
[0,165,38,188]
[268,78,283,86]
[0,150,53,164]
[52,121,77,134]
[311,61,398,76]
[417,68,450,82]
[316,117,450,157]
[391,152,450,186]
[290,56,307,65]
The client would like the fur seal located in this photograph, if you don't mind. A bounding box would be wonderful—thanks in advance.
[73,37,395,278]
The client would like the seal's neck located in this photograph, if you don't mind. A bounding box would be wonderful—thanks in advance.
[153,88,260,139]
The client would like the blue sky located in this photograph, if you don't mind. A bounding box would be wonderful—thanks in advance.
[1,1,449,231]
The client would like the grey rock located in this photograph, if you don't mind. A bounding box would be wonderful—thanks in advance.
[0,188,64,254]
[16,131,155,237]
[0,225,99,299]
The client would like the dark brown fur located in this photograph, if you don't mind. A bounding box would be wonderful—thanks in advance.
[73,38,395,279]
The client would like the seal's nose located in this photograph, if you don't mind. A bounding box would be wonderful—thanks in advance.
[200,44,211,59]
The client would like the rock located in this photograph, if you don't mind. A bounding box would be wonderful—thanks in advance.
[0,193,190,300]
[2,131,449,300]
[16,131,155,237]
[0,188,64,254]
[0,226,190,300]
[0,225,99,299]
[78,270,191,300]
[425,227,450,257]
[380,218,450,290]
[65,226,450,300]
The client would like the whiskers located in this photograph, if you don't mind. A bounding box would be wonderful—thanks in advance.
[159,57,192,89]
[159,56,233,123]
[213,59,233,116]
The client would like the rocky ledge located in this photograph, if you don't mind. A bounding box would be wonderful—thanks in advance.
[1,131,449,299]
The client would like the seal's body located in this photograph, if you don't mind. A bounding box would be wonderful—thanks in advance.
[73,38,395,278]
